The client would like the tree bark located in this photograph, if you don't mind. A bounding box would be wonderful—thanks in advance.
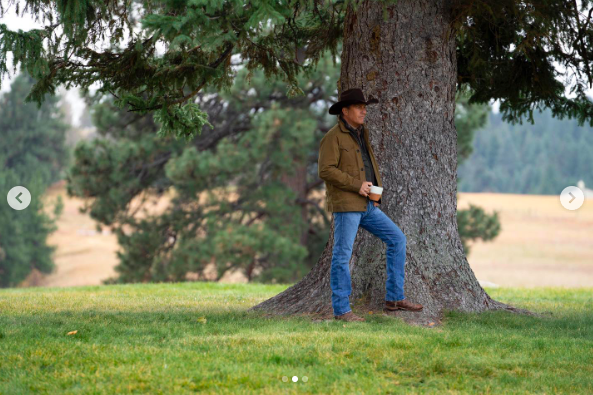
[250,0,537,326]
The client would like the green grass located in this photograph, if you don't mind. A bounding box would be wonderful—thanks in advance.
[1,283,592,394]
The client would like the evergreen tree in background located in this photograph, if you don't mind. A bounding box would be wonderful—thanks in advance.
[459,108,593,195]
[67,49,339,284]
[0,73,67,287]
[0,73,70,185]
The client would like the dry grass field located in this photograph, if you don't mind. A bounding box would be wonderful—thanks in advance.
[17,181,593,289]
[458,192,593,288]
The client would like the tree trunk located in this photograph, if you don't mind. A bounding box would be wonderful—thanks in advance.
[250,0,536,326]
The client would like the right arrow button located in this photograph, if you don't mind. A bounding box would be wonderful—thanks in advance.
[560,186,584,210]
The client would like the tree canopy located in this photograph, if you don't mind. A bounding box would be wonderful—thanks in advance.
[2,0,593,139]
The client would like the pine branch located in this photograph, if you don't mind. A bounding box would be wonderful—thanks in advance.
[128,41,234,112]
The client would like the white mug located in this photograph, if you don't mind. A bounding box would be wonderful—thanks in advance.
[369,186,383,201]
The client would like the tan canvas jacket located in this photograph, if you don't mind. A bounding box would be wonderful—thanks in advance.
[318,116,383,212]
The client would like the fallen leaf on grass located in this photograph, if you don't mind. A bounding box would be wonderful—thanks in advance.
[67,330,78,335]
[196,316,207,324]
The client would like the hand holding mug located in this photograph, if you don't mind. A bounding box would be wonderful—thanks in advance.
[358,181,373,197]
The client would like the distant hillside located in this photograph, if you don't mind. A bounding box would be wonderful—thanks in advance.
[458,108,593,195]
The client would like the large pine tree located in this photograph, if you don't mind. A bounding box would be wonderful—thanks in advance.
[2,0,592,324]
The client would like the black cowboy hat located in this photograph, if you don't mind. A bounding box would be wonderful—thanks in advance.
[328,88,379,115]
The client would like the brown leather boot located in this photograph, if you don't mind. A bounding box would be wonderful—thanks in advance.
[385,299,423,312]
[334,311,365,322]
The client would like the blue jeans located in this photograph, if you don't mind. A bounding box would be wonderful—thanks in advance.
[330,199,407,316]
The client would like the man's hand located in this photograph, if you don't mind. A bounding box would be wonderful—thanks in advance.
[373,202,379,207]
[358,181,372,197]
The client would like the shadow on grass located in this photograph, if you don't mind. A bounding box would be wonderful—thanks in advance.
[1,303,592,344]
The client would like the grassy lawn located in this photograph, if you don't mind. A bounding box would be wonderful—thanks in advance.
[1,283,592,394]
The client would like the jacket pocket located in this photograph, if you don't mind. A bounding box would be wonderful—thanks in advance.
[339,145,357,153]
[338,145,352,168]
[339,145,357,165]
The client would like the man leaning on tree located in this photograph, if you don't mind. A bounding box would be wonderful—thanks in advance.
[318,88,423,322]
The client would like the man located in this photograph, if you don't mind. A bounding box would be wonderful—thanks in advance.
[318,88,423,322]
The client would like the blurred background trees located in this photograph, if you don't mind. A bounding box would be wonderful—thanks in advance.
[64,46,340,285]
[0,73,68,287]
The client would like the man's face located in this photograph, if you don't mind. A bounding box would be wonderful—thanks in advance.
[343,103,367,126]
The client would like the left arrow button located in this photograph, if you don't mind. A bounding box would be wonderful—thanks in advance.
[7,186,31,210]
